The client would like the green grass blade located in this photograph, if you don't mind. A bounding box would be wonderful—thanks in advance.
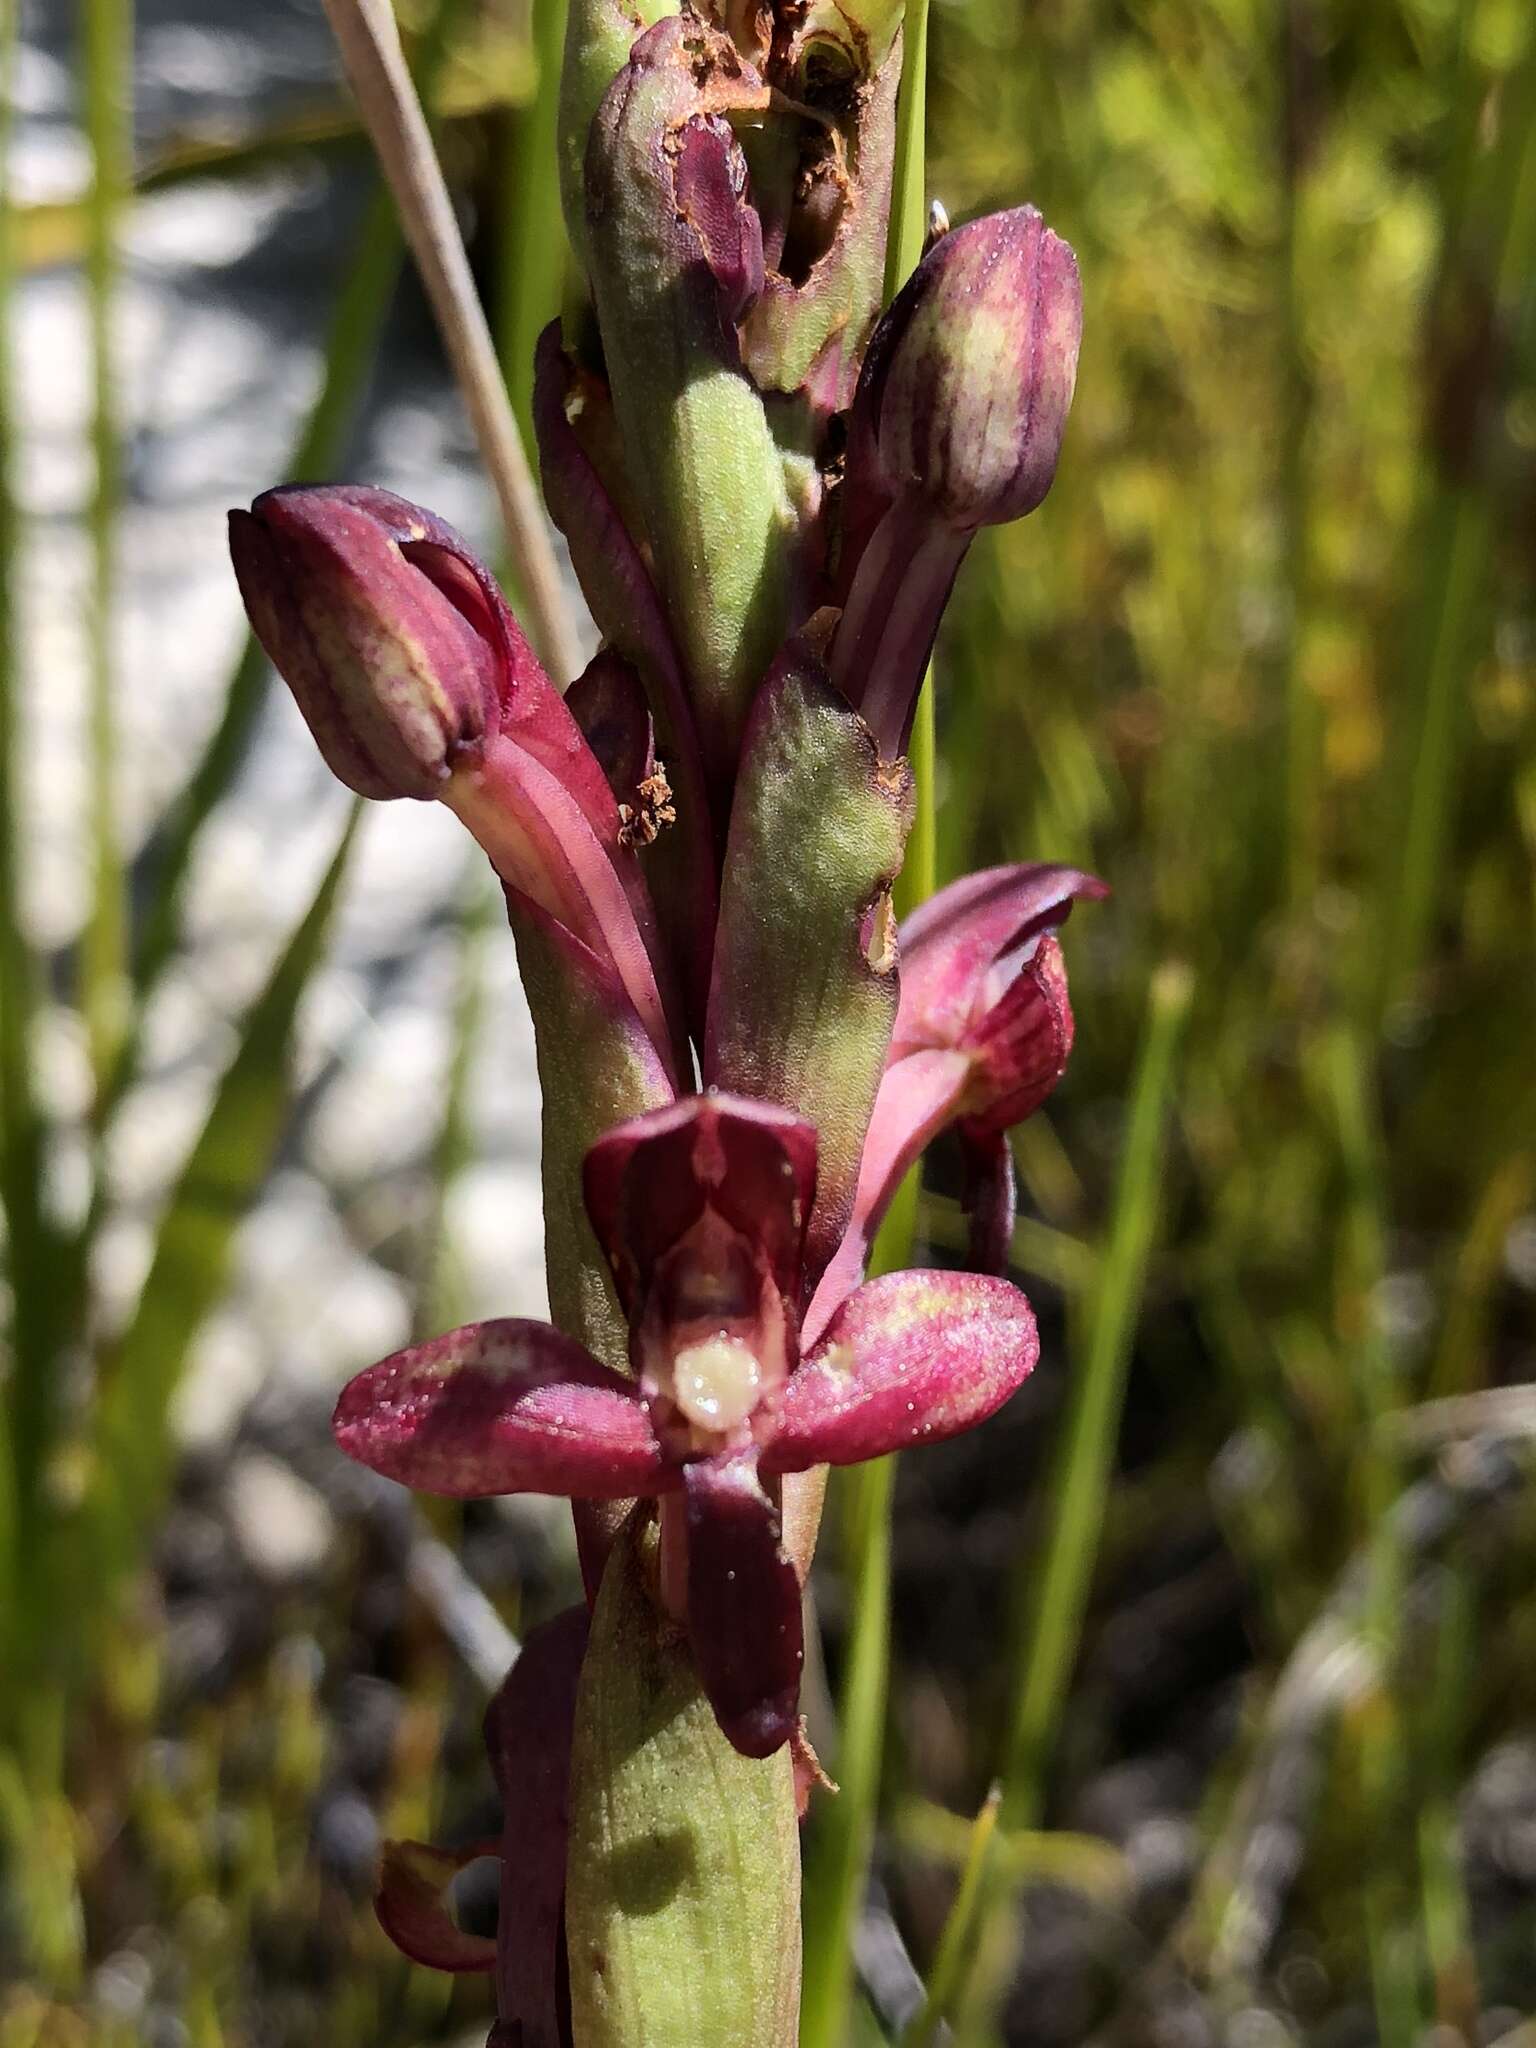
[0,0,68,1617]
[414,862,493,1341]
[910,961,1191,2042]
[900,1786,1000,2048]
[1326,1023,1419,2046]
[89,806,362,1597]
[800,1452,897,2048]
[495,0,570,462]
[1002,961,1192,1817]
[1376,21,1536,1013]
[79,0,132,1088]
[801,16,932,2043]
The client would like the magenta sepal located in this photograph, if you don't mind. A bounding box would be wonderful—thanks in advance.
[229,487,504,801]
[230,483,685,1082]
[457,733,680,1081]
[332,1320,672,1499]
[333,1094,1047,1760]
[682,1457,804,1760]
[803,1047,970,1347]
[767,1270,1040,1473]
[484,1607,589,2048]
[960,1128,1018,1278]
[583,1094,818,1337]
[375,1837,499,1974]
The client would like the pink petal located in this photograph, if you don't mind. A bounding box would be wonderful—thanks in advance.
[767,1270,1039,1472]
[801,1048,971,1350]
[333,1320,670,1499]
[683,1456,804,1759]
[375,1837,498,1973]
[484,1607,589,2046]
[893,863,1105,1059]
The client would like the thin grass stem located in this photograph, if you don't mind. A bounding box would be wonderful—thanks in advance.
[496,0,570,464]
[319,0,582,683]
[0,0,66,1629]
[79,0,132,1086]
[915,961,1191,2040]
[1327,1023,1420,2046]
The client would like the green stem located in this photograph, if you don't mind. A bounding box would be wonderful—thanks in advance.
[1328,1025,1419,2046]
[1002,962,1192,1819]
[80,0,132,1088]
[1376,24,1536,1014]
[916,962,1192,2040]
[0,0,65,1624]
[1278,0,1316,916]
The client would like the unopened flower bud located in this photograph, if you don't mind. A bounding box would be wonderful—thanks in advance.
[228,485,507,801]
[858,203,1082,531]
[829,206,1082,757]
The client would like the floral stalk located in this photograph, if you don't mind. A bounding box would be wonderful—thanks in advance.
[229,4,1091,2041]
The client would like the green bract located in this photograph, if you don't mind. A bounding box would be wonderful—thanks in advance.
[707,635,913,1274]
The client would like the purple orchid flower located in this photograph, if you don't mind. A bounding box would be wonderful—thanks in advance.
[334,1091,1041,1759]
[806,864,1107,1346]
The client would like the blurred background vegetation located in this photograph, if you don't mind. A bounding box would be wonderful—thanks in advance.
[1,0,1534,2043]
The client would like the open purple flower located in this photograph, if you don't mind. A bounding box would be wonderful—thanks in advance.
[807,864,1107,1344]
[334,1092,1040,1758]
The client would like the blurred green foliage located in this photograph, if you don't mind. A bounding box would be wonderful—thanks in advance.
[1,0,1534,2042]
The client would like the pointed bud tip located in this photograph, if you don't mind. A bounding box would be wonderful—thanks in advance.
[855,203,1083,532]
[229,484,506,802]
